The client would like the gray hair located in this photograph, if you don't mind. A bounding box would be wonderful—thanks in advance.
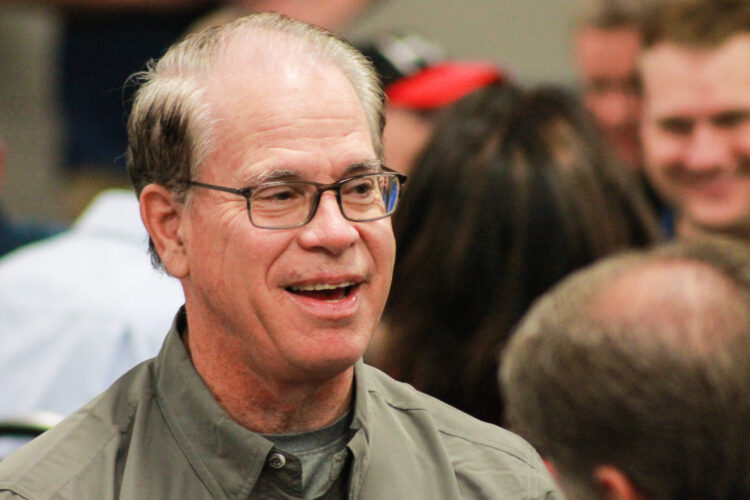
[500,236,750,498]
[126,12,384,267]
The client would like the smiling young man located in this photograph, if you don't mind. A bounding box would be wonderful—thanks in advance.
[640,0,750,240]
[0,13,559,499]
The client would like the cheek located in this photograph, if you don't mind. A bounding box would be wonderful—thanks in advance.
[584,94,603,118]
[189,214,240,267]
[368,222,396,282]
[733,128,750,156]
[643,128,682,167]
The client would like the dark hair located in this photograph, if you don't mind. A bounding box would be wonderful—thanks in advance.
[642,0,750,49]
[576,0,653,30]
[500,237,750,498]
[376,84,661,424]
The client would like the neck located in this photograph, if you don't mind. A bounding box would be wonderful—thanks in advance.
[678,216,750,242]
[183,322,355,435]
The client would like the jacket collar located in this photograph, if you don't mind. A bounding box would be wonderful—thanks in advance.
[154,307,372,499]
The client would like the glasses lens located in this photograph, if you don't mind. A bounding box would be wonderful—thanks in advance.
[341,173,399,221]
[250,182,315,228]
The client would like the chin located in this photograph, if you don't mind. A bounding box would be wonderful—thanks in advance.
[293,355,360,383]
[298,338,368,374]
[688,214,750,237]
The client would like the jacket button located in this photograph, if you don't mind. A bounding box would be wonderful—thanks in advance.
[268,452,286,469]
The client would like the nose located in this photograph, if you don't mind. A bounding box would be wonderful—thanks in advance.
[595,91,639,129]
[297,191,359,254]
[684,123,732,172]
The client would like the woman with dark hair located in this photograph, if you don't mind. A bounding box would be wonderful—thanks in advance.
[371,84,662,425]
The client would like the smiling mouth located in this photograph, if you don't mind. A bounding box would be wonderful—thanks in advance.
[286,282,357,302]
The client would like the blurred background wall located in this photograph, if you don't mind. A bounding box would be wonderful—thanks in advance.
[0,0,580,223]
[0,3,61,223]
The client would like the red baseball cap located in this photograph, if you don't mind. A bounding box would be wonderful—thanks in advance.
[386,61,507,111]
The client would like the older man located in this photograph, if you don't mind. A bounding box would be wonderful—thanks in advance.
[640,0,750,240]
[573,0,651,171]
[0,14,558,499]
[500,236,750,499]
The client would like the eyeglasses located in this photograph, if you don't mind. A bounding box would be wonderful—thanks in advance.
[189,167,407,229]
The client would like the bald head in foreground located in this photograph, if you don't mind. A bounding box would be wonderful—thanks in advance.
[0,13,559,500]
[500,237,750,499]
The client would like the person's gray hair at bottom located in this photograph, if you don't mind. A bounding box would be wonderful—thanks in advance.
[500,236,750,499]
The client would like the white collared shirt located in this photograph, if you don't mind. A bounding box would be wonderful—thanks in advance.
[0,189,184,418]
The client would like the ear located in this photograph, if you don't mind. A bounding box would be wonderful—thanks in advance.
[594,465,644,500]
[139,184,189,279]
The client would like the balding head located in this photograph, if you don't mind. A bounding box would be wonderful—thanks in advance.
[126,12,383,268]
[500,237,750,499]
[591,258,749,353]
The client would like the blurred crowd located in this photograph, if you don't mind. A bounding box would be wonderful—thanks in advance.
[1,0,749,498]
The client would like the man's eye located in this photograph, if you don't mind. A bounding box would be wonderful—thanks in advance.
[344,179,376,196]
[658,118,693,136]
[586,79,611,94]
[255,185,304,202]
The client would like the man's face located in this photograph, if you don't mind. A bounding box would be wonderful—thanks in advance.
[179,53,395,382]
[575,26,643,170]
[641,34,750,238]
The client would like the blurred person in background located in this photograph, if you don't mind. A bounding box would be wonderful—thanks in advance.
[358,31,507,175]
[573,0,649,171]
[572,0,668,231]
[640,0,750,242]
[0,186,184,421]
[370,83,661,425]
[501,236,750,499]
[186,0,378,33]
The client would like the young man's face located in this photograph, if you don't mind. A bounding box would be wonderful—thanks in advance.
[641,34,750,239]
[575,26,643,170]
[177,52,395,384]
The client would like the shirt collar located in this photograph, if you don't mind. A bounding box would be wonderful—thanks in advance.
[155,308,274,499]
[154,307,372,499]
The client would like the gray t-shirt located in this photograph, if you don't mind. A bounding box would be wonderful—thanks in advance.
[262,410,351,499]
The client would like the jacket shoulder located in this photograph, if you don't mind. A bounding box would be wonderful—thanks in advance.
[360,363,561,498]
[0,362,156,500]
[363,363,534,455]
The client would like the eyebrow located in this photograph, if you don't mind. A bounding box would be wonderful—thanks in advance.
[248,160,384,185]
[250,169,301,184]
[341,160,385,177]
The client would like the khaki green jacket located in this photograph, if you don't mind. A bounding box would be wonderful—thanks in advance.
[0,310,559,499]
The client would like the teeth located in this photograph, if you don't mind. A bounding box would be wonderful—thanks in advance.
[290,281,355,292]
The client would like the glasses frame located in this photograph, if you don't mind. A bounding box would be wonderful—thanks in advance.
[189,166,407,229]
